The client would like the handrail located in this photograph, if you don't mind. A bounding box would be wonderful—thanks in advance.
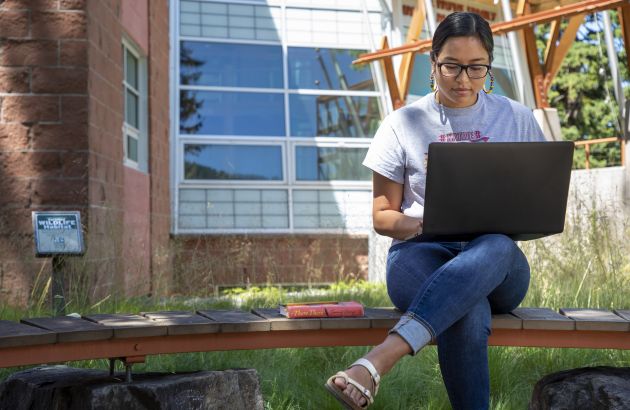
[573,137,626,169]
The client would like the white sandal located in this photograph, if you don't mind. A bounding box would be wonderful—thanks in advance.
[325,358,381,409]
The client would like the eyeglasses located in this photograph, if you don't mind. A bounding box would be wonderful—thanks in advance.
[437,62,491,79]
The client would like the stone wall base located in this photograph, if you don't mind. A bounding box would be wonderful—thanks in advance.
[0,365,264,410]
[529,366,630,410]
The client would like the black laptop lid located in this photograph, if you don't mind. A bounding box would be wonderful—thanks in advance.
[422,141,574,241]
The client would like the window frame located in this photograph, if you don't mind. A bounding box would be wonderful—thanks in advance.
[122,37,149,172]
[171,0,388,235]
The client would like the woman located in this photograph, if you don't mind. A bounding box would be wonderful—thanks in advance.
[325,11,545,410]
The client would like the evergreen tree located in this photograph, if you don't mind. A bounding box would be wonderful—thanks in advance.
[539,12,628,168]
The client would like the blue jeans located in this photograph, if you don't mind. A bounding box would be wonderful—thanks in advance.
[386,234,530,410]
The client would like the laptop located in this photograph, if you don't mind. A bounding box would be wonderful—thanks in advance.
[420,141,574,241]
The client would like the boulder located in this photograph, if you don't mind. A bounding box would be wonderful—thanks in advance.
[0,365,264,410]
[529,366,630,410]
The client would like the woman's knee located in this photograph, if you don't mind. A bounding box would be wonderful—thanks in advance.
[468,234,522,265]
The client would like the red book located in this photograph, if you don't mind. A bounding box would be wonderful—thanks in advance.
[279,301,364,318]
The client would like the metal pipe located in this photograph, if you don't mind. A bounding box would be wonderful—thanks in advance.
[424,0,437,35]
[125,364,133,383]
[602,10,625,131]
[500,0,536,107]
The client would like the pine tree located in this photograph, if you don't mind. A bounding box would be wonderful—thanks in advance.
[539,12,627,168]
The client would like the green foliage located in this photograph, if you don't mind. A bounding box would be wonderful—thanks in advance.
[537,13,627,168]
[1,213,629,408]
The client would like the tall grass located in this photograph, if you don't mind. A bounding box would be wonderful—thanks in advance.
[1,208,629,409]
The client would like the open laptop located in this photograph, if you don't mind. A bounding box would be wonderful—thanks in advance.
[420,141,574,241]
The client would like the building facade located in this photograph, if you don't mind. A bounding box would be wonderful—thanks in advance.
[0,0,524,305]
[169,0,523,288]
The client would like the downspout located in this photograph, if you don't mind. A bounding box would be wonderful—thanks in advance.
[500,0,536,108]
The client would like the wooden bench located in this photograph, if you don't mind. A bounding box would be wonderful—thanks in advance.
[1,307,629,382]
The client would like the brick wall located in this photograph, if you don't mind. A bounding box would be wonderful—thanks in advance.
[85,0,125,298]
[85,0,171,299]
[0,0,171,306]
[0,0,89,305]
[173,235,368,295]
[147,0,172,296]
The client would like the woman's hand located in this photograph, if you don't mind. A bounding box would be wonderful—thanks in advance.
[372,172,423,240]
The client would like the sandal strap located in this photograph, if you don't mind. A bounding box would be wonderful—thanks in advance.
[350,358,381,396]
[333,371,375,406]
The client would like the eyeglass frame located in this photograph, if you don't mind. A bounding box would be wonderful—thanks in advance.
[436,62,492,79]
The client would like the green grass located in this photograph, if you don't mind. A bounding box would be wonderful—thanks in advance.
[1,209,629,409]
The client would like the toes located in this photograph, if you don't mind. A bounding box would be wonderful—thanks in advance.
[344,385,367,407]
[333,376,347,390]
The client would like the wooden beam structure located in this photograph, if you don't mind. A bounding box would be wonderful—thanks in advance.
[354,0,626,64]
[544,15,584,92]
[379,37,404,109]
[398,0,426,103]
[354,0,627,109]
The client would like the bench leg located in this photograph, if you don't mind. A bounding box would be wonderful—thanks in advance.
[125,364,133,383]
[121,355,145,384]
[109,358,116,376]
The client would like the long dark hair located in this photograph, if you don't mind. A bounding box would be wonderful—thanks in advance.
[430,12,494,63]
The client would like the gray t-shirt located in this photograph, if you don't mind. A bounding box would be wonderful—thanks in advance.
[363,91,545,235]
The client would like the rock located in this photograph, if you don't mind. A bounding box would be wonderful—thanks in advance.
[0,365,264,410]
[529,366,630,410]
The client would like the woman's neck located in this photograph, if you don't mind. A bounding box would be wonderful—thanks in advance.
[434,90,479,108]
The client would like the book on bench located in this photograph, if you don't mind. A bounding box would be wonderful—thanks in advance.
[279,301,364,318]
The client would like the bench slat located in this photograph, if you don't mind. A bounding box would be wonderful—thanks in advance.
[559,308,630,332]
[320,316,371,330]
[491,313,522,329]
[511,308,575,331]
[83,314,168,338]
[614,310,630,322]
[141,311,220,336]
[21,317,113,343]
[251,309,321,331]
[197,310,270,332]
[363,308,401,329]
[0,320,57,348]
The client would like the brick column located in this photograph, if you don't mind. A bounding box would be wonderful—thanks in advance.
[0,0,88,305]
[147,0,172,296]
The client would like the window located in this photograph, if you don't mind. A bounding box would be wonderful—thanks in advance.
[174,0,385,234]
[123,39,148,171]
[184,144,284,180]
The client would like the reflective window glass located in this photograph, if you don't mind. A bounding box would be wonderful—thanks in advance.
[295,146,370,181]
[180,1,281,41]
[127,134,138,162]
[489,67,517,100]
[288,47,374,91]
[180,42,283,88]
[125,89,139,128]
[180,91,285,136]
[184,144,283,180]
[408,53,432,100]
[290,94,381,137]
[125,49,138,89]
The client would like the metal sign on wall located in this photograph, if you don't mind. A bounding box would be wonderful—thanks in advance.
[32,211,85,257]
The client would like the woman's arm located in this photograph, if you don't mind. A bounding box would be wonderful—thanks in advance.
[372,171,422,240]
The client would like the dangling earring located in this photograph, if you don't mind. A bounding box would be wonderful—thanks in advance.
[430,73,436,92]
[483,71,494,94]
